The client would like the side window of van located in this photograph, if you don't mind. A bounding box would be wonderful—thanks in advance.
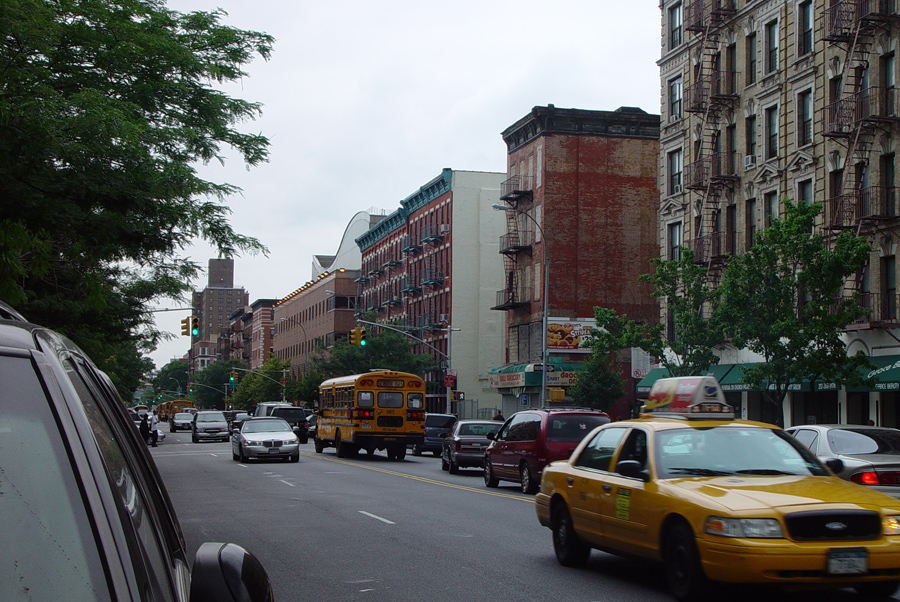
[507,413,540,442]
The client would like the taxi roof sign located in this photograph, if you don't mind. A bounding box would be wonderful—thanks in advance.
[644,376,734,419]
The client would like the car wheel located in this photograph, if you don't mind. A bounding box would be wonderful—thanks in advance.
[314,436,324,453]
[441,451,449,471]
[484,459,499,488]
[552,503,590,567]
[232,448,239,461]
[395,446,406,461]
[854,580,900,598]
[290,453,299,463]
[664,521,710,602]
[299,434,308,445]
[386,447,397,460]
[239,447,247,463]
[412,445,422,456]
[520,462,538,494]
[449,457,460,475]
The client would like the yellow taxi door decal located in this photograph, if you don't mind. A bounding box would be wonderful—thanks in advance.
[615,488,631,521]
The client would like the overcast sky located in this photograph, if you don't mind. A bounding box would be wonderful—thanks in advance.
[150,0,662,369]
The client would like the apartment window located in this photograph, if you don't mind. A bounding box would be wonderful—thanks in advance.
[726,124,736,174]
[746,32,757,85]
[746,115,757,162]
[669,77,683,121]
[765,105,778,159]
[883,53,896,116]
[798,90,813,146]
[668,149,683,195]
[669,3,683,49]
[798,180,813,208]
[765,20,778,74]
[668,222,683,261]
[726,204,737,255]
[746,198,758,248]
[884,256,897,320]
[726,43,737,95]
[798,2,813,56]
[882,154,896,216]
[764,191,778,227]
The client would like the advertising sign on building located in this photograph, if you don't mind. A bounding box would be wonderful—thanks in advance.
[547,318,595,352]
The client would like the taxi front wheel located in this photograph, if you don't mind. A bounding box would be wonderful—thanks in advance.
[552,504,590,567]
[664,522,711,602]
[854,580,900,598]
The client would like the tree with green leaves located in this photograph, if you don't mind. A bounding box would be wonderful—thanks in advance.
[0,0,273,399]
[189,359,245,409]
[228,356,294,410]
[717,200,873,423]
[569,308,626,411]
[309,327,438,379]
[152,359,189,397]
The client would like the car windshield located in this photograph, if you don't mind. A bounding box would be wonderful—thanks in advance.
[828,428,900,455]
[425,415,456,428]
[547,415,610,442]
[458,422,500,436]
[243,420,291,434]
[655,426,829,479]
[174,413,192,420]
[196,412,226,423]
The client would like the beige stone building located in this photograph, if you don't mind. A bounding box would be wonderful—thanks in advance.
[657,1,900,426]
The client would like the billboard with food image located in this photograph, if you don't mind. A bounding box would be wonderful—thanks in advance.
[546,318,594,352]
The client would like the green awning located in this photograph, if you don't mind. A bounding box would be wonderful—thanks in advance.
[636,367,669,394]
[719,363,761,392]
[848,355,900,392]
[703,364,734,383]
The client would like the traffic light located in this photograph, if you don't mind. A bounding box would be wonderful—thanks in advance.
[180,317,190,336]
[358,327,366,346]
[190,315,199,337]
[229,370,237,382]
[349,327,361,346]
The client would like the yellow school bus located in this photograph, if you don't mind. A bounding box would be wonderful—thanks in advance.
[315,370,426,460]
[168,399,194,421]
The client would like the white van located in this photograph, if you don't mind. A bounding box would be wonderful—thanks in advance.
[253,402,293,417]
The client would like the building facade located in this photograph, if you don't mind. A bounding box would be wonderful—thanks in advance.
[188,259,249,372]
[657,0,900,426]
[355,169,507,415]
[272,269,359,377]
[490,105,661,417]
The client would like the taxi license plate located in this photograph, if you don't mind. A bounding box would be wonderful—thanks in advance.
[827,549,867,575]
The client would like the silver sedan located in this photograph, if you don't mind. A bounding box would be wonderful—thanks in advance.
[786,424,900,499]
[232,417,300,463]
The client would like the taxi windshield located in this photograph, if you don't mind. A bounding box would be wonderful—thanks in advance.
[654,426,829,479]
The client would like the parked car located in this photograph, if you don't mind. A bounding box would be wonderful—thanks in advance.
[306,413,317,440]
[786,424,900,499]
[191,410,230,443]
[441,419,501,473]
[484,408,611,493]
[0,302,273,601]
[170,411,194,432]
[269,406,309,444]
[232,417,300,462]
[412,413,457,456]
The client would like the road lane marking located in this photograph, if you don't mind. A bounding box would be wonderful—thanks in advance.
[302,453,532,502]
[359,511,395,524]
[279,479,295,487]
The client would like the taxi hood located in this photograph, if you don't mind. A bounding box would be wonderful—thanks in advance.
[671,475,900,513]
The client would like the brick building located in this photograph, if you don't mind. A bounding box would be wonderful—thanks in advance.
[490,105,661,416]
[355,169,507,414]
[188,258,248,371]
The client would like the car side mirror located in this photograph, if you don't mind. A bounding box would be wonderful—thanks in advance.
[615,459,650,482]
[486,432,496,441]
[190,542,273,602]
[824,457,844,475]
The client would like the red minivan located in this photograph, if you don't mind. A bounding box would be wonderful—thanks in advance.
[483,408,610,493]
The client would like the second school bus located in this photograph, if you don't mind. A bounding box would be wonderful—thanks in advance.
[315,370,426,460]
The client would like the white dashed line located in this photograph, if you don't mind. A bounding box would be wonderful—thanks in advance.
[359,511,394,524]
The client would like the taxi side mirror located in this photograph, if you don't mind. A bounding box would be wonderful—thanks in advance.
[824,457,844,475]
[616,459,650,482]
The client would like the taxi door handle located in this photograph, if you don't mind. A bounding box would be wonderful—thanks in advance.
[602,484,612,492]
[566,477,574,485]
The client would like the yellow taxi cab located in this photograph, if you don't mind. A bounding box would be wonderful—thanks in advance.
[535,376,900,601]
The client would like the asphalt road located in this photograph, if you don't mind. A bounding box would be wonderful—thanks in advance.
[152,431,897,602]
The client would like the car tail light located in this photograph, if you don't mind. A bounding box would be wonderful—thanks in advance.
[881,471,900,485]
[407,410,425,421]
[852,471,881,485]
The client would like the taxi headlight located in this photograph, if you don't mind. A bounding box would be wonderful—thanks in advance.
[884,515,900,536]
[705,516,784,539]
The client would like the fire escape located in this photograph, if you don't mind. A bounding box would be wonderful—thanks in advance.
[400,234,423,332]
[684,0,739,270]
[823,0,900,324]
[491,175,533,311]
[419,223,446,330]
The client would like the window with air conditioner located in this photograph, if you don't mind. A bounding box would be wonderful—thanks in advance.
[745,155,756,168]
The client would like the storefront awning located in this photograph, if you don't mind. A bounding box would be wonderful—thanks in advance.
[636,367,669,394]
[718,363,761,392]
[703,364,734,383]
[489,362,585,389]
[848,355,900,392]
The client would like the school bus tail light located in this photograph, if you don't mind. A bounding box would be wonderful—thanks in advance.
[356,409,374,420]
[407,410,425,421]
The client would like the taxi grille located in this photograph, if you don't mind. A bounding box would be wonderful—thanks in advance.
[377,416,403,428]
[784,510,881,541]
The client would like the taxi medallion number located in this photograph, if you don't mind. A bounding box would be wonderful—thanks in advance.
[827,548,868,575]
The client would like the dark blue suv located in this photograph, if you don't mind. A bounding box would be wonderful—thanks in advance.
[412,413,457,456]
[0,302,273,602]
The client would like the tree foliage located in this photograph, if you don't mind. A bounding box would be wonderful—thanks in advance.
[0,0,273,397]
[189,358,244,409]
[717,201,873,418]
[569,308,626,411]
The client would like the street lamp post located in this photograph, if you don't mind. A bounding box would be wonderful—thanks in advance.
[492,202,550,408]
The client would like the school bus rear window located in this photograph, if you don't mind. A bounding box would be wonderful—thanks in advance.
[378,392,403,408]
